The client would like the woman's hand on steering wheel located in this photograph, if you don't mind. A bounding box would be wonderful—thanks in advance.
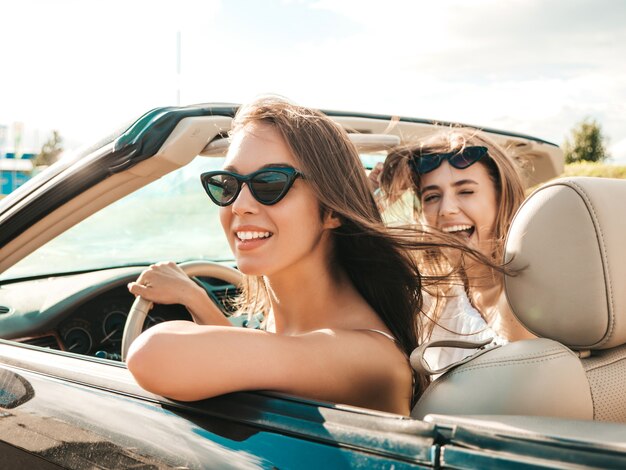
[122,261,243,361]
[128,261,203,306]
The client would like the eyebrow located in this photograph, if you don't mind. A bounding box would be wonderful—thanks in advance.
[222,163,295,173]
[421,179,479,193]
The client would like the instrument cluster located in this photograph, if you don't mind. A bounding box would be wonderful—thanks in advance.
[57,286,192,360]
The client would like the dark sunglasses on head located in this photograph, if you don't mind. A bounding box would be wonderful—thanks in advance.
[410,146,489,175]
[200,167,304,206]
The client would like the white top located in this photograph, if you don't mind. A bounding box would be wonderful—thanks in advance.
[422,285,507,375]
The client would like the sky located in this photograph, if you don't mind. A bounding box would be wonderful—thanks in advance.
[1,0,625,162]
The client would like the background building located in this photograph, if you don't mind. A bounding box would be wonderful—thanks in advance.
[0,123,37,196]
[0,152,35,196]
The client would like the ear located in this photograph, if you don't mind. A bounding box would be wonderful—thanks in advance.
[322,210,342,230]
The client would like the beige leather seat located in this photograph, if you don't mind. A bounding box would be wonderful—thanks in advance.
[412,177,626,422]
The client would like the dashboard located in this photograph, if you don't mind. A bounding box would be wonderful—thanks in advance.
[57,285,193,360]
[0,265,237,361]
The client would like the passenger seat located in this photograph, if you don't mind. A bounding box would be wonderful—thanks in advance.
[412,177,626,422]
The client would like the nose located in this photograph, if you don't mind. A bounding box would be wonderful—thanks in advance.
[439,193,459,217]
[231,183,259,215]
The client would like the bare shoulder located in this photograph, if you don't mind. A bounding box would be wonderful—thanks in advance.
[257,326,413,414]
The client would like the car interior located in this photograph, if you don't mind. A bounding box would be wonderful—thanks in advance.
[2,110,585,421]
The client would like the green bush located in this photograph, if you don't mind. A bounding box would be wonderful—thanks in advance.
[562,162,626,179]
[563,119,609,163]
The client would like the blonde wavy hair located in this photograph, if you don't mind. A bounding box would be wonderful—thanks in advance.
[380,128,526,263]
[380,128,526,338]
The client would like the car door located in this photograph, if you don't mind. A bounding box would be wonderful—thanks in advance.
[0,340,438,469]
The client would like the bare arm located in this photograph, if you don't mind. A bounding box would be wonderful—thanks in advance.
[127,262,230,327]
[126,321,412,415]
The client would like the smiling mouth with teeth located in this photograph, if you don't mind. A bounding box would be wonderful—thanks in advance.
[236,231,272,241]
[442,225,475,238]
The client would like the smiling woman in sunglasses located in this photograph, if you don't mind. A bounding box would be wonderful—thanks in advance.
[378,129,535,373]
[125,97,442,415]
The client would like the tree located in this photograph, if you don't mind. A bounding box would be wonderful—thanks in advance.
[33,130,64,168]
[563,118,609,164]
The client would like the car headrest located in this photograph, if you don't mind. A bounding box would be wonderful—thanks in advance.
[504,177,626,350]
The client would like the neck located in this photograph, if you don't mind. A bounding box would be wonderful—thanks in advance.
[465,261,501,320]
[265,256,367,336]
[466,257,500,288]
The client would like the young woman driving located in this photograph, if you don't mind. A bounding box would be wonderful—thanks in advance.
[378,129,535,371]
[126,97,433,415]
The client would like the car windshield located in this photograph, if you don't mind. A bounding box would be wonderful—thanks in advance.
[1,152,388,282]
[0,156,231,281]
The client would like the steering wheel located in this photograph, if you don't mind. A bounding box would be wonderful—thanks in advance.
[121,261,243,361]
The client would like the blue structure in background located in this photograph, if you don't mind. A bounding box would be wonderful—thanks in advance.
[0,152,36,196]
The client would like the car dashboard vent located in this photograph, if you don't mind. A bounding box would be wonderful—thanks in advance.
[212,287,239,313]
[210,286,239,314]
[196,276,240,313]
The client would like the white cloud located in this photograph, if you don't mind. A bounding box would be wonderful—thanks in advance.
[1,0,625,164]
[610,138,626,164]
[0,0,220,149]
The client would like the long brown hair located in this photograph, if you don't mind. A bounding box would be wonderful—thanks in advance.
[229,99,503,396]
[230,97,422,354]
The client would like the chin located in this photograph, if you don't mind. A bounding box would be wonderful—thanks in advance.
[235,257,273,277]
[235,263,264,277]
